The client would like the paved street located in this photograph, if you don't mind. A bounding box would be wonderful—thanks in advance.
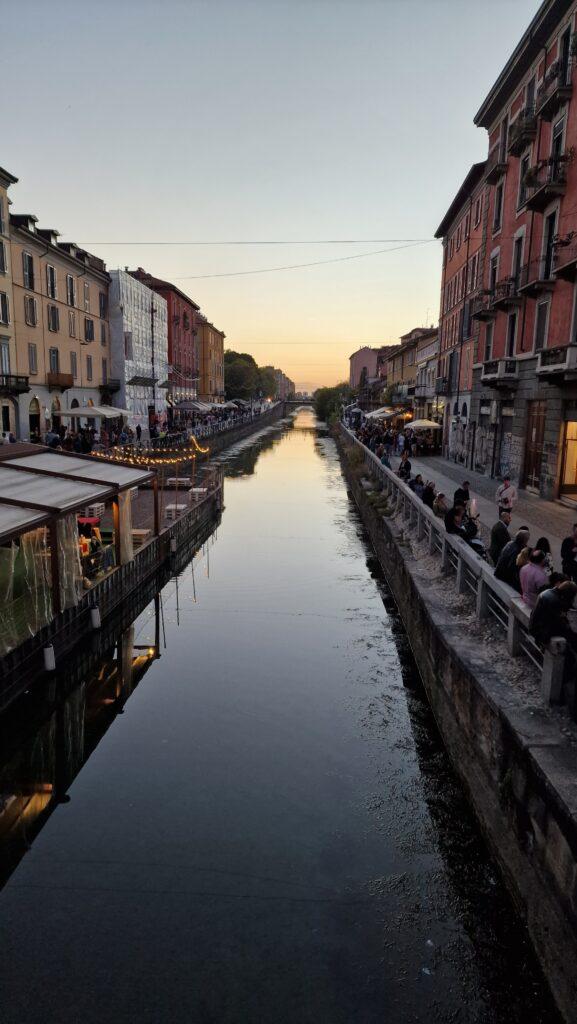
[405,453,576,565]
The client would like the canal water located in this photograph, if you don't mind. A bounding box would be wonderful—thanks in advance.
[0,409,562,1024]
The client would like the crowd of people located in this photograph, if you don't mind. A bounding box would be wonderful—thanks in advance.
[352,416,577,671]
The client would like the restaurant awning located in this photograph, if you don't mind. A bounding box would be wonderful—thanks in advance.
[12,451,153,489]
[60,405,131,419]
[0,502,50,543]
[364,407,394,419]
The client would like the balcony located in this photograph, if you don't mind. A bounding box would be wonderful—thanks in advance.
[480,358,519,388]
[518,256,557,297]
[47,372,74,391]
[536,62,572,121]
[99,378,121,394]
[485,145,508,184]
[536,345,577,381]
[553,239,577,281]
[435,376,449,396]
[508,108,538,156]
[471,290,498,321]
[523,156,568,211]
[0,374,30,395]
[492,276,522,310]
[414,384,434,399]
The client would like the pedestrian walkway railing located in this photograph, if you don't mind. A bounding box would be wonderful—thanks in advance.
[342,426,567,707]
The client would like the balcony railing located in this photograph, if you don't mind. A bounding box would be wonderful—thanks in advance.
[470,290,498,321]
[508,107,538,156]
[99,378,121,394]
[492,276,522,309]
[536,345,577,378]
[485,145,508,184]
[480,358,519,387]
[47,371,74,391]
[0,374,30,395]
[553,239,577,281]
[518,255,557,296]
[523,155,568,212]
[536,61,572,121]
[414,384,434,398]
[435,376,449,395]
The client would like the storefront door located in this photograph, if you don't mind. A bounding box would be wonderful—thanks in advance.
[524,400,546,492]
[561,420,577,498]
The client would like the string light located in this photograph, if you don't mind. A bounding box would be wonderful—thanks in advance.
[90,434,210,468]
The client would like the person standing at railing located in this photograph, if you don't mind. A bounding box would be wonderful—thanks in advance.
[453,481,470,507]
[397,451,411,481]
[530,583,577,689]
[490,510,511,566]
[494,528,530,592]
[520,550,550,609]
[561,524,577,583]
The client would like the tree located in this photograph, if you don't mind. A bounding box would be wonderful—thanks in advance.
[313,383,353,422]
[258,366,277,399]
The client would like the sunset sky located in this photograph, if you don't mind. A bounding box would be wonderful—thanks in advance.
[4,0,537,391]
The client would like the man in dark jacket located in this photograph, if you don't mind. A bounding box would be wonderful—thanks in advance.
[454,481,470,507]
[530,581,577,648]
[490,510,511,566]
[494,528,530,592]
[561,524,577,582]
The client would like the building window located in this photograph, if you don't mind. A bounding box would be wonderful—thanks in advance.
[66,274,76,306]
[506,311,518,357]
[124,331,133,359]
[474,197,481,226]
[28,342,37,374]
[464,213,470,239]
[99,291,107,318]
[84,317,94,342]
[534,300,549,352]
[519,152,531,207]
[24,295,37,326]
[0,241,6,274]
[100,322,106,345]
[69,310,76,337]
[49,347,59,373]
[102,357,107,383]
[0,339,10,374]
[0,292,9,325]
[469,253,478,291]
[70,351,78,379]
[484,322,494,362]
[489,253,499,293]
[47,304,59,332]
[46,264,57,299]
[493,182,504,232]
[86,354,93,381]
[22,252,34,290]
[84,282,90,312]
[0,198,4,235]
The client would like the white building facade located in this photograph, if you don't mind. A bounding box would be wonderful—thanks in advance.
[108,270,168,436]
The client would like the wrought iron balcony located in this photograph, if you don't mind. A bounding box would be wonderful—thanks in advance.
[485,145,508,184]
[518,256,557,297]
[536,62,572,121]
[435,376,449,396]
[492,276,522,310]
[536,344,577,380]
[99,378,121,394]
[0,373,30,395]
[471,290,498,321]
[523,155,568,212]
[480,358,519,388]
[508,108,538,156]
[553,239,577,281]
[47,371,74,391]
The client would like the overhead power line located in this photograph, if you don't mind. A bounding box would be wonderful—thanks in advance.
[79,238,434,246]
[171,240,437,280]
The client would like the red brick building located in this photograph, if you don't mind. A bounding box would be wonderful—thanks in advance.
[435,163,488,464]
[129,268,200,415]
[469,0,577,498]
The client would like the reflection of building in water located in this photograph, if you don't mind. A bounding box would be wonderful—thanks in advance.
[0,598,160,892]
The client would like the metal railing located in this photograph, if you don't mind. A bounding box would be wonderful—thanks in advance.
[342,425,567,707]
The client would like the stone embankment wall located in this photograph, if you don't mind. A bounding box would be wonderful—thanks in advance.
[203,402,286,457]
[336,427,577,1024]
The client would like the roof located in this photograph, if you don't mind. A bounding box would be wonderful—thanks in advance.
[129,268,200,311]
[435,163,487,238]
[0,167,18,188]
[0,448,154,539]
[474,0,573,128]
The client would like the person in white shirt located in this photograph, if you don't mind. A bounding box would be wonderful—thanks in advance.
[496,476,518,513]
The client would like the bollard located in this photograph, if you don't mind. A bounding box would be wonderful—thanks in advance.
[541,637,566,705]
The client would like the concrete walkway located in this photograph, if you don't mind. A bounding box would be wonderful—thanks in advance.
[404,453,575,566]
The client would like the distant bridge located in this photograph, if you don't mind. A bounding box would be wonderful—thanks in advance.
[283,398,314,406]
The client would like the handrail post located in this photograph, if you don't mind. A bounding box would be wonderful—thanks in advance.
[441,536,451,572]
[456,552,467,593]
[507,609,522,655]
[416,510,425,541]
[476,576,490,620]
[541,637,566,704]
[429,521,437,554]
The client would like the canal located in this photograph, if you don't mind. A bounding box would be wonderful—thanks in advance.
[0,409,562,1024]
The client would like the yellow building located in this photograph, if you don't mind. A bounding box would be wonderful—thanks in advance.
[0,167,21,435]
[9,213,110,437]
[198,318,225,403]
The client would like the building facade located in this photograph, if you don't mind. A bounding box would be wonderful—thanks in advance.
[468,0,577,499]
[129,269,200,411]
[0,167,20,435]
[435,163,488,464]
[198,317,225,403]
[349,346,380,391]
[108,270,168,436]
[9,214,110,439]
[414,330,440,420]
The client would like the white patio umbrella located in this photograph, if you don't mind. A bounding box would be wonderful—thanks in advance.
[409,419,442,430]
